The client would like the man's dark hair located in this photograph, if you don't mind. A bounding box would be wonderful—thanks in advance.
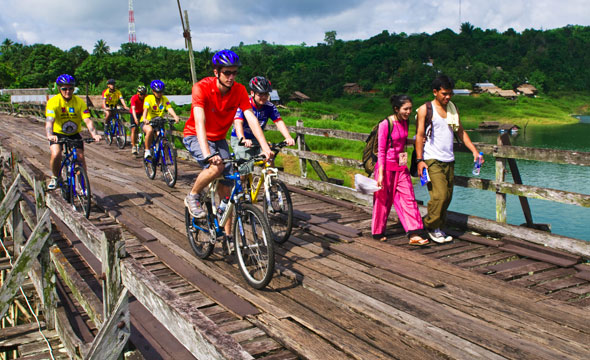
[432,75,455,90]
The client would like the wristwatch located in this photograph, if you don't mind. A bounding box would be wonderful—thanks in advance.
[416,158,425,163]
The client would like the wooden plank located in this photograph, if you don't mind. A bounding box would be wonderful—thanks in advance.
[498,244,580,267]
[445,229,504,247]
[86,289,130,360]
[502,236,582,262]
[458,252,516,268]
[120,257,253,360]
[54,306,87,359]
[0,210,51,319]
[574,271,590,281]
[50,245,104,327]
[0,174,21,229]
[509,268,577,288]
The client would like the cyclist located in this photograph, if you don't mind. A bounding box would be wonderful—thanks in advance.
[142,80,180,159]
[102,78,128,123]
[231,76,295,174]
[183,49,273,229]
[45,74,102,189]
[129,85,147,155]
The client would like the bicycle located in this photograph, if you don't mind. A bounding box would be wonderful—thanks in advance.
[104,106,126,149]
[185,153,275,290]
[242,140,293,244]
[56,137,95,218]
[143,117,177,187]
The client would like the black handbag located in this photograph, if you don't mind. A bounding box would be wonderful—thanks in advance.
[410,149,418,177]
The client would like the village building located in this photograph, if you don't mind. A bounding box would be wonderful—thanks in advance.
[516,84,538,97]
[342,83,362,95]
[289,91,310,103]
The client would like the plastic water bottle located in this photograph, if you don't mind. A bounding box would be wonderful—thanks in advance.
[472,152,484,176]
[217,197,229,219]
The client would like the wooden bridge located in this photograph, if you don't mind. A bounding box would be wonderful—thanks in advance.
[0,104,589,359]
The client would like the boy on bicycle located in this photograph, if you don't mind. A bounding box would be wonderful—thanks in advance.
[142,80,180,159]
[183,50,272,225]
[102,79,128,123]
[129,85,147,155]
[46,74,102,189]
[231,76,295,174]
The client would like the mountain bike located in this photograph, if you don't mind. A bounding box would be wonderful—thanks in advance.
[56,137,95,218]
[242,140,293,244]
[104,106,126,149]
[143,117,177,187]
[185,153,275,290]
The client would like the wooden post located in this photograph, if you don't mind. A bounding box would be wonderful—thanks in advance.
[184,10,198,84]
[102,227,124,317]
[297,120,307,178]
[498,134,535,227]
[495,136,507,223]
[11,200,24,257]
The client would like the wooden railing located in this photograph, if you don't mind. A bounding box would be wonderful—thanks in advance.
[0,148,252,359]
[3,102,590,256]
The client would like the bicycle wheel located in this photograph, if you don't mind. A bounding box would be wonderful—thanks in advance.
[144,150,157,179]
[185,207,215,259]
[234,203,275,289]
[60,165,70,202]
[115,119,126,149]
[263,179,293,244]
[71,165,92,218]
[104,121,112,145]
[161,142,177,187]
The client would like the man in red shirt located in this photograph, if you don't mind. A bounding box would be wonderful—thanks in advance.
[183,49,272,224]
[129,85,147,155]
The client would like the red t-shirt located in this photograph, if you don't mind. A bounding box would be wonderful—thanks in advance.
[183,77,252,141]
[129,94,144,115]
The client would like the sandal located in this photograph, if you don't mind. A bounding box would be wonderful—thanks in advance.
[372,234,387,242]
[408,235,429,246]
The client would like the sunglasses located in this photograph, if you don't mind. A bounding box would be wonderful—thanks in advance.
[60,87,74,91]
[221,70,238,76]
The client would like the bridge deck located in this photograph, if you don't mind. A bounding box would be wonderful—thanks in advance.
[1,114,589,359]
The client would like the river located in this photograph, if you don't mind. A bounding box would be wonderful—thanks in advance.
[413,122,590,241]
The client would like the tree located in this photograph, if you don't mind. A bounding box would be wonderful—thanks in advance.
[324,31,337,46]
[93,39,110,56]
[1,38,14,53]
[460,22,475,37]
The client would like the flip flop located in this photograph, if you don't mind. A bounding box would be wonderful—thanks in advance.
[409,236,429,246]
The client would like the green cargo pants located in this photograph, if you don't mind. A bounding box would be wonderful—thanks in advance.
[423,159,454,230]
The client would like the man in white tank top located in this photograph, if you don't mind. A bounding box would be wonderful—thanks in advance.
[415,75,483,243]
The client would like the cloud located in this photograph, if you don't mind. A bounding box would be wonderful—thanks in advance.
[0,0,588,52]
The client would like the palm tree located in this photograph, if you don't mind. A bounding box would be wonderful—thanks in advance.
[460,22,475,37]
[1,38,14,53]
[93,39,110,56]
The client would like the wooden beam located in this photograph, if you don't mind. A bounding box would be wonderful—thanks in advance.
[86,289,130,360]
[120,257,253,360]
[0,210,50,319]
[55,306,87,360]
[0,174,21,230]
[101,226,124,317]
[49,245,104,327]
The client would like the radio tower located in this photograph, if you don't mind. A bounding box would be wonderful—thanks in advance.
[128,0,136,43]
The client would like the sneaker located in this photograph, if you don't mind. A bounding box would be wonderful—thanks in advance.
[47,176,60,190]
[132,146,138,155]
[184,193,205,218]
[428,228,453,243]
[144,149,152,159]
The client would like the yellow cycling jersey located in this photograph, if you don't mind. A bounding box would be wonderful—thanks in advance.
[143,94,171,121]
[102,88,123,107]
[45,94,91,135]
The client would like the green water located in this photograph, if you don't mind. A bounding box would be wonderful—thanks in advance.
[413,123,590,241]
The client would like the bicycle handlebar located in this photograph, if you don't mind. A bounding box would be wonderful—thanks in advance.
[57,138,96,146]
[149,117,175,128]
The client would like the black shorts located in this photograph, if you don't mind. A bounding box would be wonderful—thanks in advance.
[130,113,142,128]
[49,133,84,150]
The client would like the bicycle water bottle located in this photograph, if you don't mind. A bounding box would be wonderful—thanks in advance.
[217,197,229,220]
[472,152,484,176]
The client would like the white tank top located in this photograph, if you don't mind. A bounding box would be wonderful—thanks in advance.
[423,101,455,162]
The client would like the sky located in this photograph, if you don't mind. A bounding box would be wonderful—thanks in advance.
[1,0,589,52]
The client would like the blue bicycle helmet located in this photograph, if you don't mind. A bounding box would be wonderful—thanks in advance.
[56,74,76,85]
[107,78,116,85]
[150,80,165,92]
[212,49,241,67]
[249,76,272,93]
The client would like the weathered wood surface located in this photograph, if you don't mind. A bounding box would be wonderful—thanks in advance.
[1,114,590,360]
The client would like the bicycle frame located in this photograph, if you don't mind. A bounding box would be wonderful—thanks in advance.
[145,121,170,166]
[59,144,78,194]
[247,162,279,204]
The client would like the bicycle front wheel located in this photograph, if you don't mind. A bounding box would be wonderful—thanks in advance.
[263,179,293,244]
[161,142,177,187]
[234,203,275,289]
[115,119,126,149]
[104,121,113,145]
[60,165,70,202]
[185,207,214,259]
[144,152,157,179]
[71,165,92,218]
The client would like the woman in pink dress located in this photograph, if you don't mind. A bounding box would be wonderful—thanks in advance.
[372,95,428,245]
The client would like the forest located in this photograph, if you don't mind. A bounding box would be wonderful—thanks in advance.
[1,23,589,100]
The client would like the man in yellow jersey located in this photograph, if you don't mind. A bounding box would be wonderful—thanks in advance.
[141,79,180,159]
[102,78,128,124]
[46,74,102,190]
